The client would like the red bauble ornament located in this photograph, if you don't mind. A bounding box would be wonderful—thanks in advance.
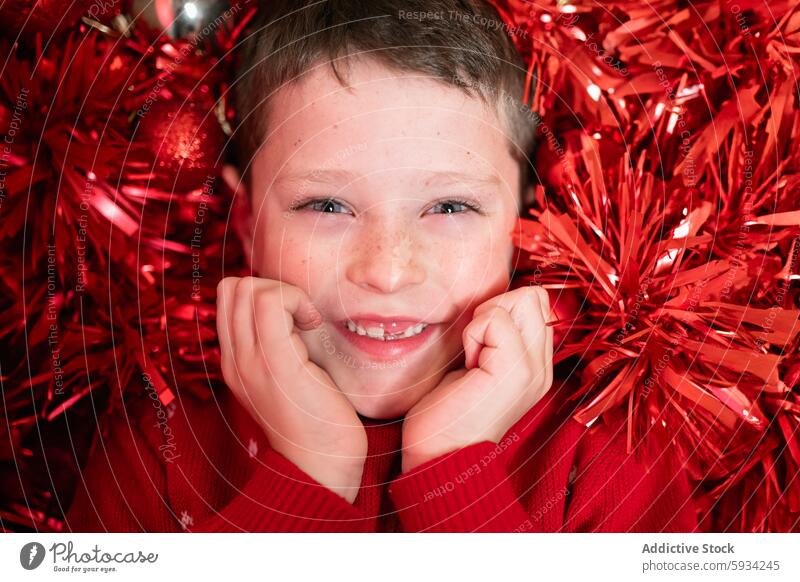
[135,96,225,191]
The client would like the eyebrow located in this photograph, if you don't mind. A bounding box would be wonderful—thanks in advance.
[274,168,502,190]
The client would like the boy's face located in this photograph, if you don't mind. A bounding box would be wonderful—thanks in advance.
[231,57,524,419]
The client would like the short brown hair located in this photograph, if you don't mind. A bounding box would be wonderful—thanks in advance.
[233,0,538,198]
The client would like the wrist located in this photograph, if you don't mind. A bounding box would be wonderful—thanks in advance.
[295,453,365,504]
[317,460,365,504]
[401,452,427,474]
[401,445,461,474]
[401,433,496,474]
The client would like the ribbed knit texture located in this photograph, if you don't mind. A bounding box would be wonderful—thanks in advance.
[66,379,700,533]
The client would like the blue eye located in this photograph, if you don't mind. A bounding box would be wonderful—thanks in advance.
[294,198,349,214]
[427,199,484,216]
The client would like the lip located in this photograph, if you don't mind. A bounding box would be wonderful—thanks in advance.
[341,313,428,330]
[334,319,437,362]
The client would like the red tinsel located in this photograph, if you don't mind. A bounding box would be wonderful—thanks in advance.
[1,0,798,533]
[495,0,800,532]
[0,0,99,41]
[0,3,254,531]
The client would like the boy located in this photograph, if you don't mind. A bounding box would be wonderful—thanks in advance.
[66,0,698,532]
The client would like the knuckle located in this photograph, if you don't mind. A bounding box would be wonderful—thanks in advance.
[462,322,474,345]
[217,277,236,304]
[219,351,242,388]
[520,361,536,386]
[514,286,533,299]
[537,286,551,309]
[273,280,300,308]
[215,314,228,342]
[522,285,540,305]
[493,306,515,327]
[278,280,299,297]
[255,288,274,315]
[486,304,507,319]
[461,319,478,341]
[234,276,252,300]
[524,288,540,308]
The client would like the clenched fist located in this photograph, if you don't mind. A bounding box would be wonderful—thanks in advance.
[216,276,367,503]
[400,286,554,472]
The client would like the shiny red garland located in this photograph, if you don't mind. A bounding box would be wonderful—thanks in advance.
[495,0,800,532]
[0,2,254,531]
[0,1,797,532]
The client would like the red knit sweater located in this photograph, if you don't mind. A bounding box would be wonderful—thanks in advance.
[66,379,700,532]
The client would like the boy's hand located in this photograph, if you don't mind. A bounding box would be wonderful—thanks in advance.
[400,287,553,473]
[216,276,367,503]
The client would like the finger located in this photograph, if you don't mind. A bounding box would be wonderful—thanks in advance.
[463,306,529,379]
[479,309,530,381]
[265,283,324,338]
[470,288,551,393]
[517,288,548,391]
[539,288,554,393]
[463,306,496,370]
[474,288,547,375]
[472,289,517,319]
[473,287,539,335]
[233,276,259,356]
[280,284,324,331]
[464,305,511,369]
[216,277,241,354]
[511,287,547,356]
[217,277,250,396]
[250,288,298,398]
[252,283,323,379]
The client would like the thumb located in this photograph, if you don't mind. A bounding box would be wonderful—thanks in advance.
[294,297,323,331]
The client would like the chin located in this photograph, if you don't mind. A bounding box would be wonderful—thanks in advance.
[349,393,420,420]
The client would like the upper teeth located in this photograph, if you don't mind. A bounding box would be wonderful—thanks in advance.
[345,321,428,340]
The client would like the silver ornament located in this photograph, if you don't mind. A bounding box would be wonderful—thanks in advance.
[129,0,232,41]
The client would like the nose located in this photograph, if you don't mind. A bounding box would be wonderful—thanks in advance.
[345,220,426,294]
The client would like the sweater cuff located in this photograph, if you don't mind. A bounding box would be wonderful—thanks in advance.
[387,441,532,532]
[192,447,362,532]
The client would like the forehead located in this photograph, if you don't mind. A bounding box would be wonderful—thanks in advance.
[254,56,518,184]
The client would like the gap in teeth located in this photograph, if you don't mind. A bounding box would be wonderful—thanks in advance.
[345,321,428,340]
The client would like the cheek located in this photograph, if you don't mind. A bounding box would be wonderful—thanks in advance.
[433,228,513,289]
[432,231,514,341]
[256,222,317,282]
[259,244,310,283]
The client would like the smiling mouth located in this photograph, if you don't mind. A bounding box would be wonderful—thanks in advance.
[342,320,430,341]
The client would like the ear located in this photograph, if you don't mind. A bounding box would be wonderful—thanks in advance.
[222,164,255,270]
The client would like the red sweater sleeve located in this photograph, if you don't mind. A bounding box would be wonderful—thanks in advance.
[386,414,699,533]
[66,398,363,533]
[562,416,700,533]
[387,439,532,532]
[188,447,363,532]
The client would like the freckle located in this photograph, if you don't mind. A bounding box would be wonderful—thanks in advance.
[294,138,302,147]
